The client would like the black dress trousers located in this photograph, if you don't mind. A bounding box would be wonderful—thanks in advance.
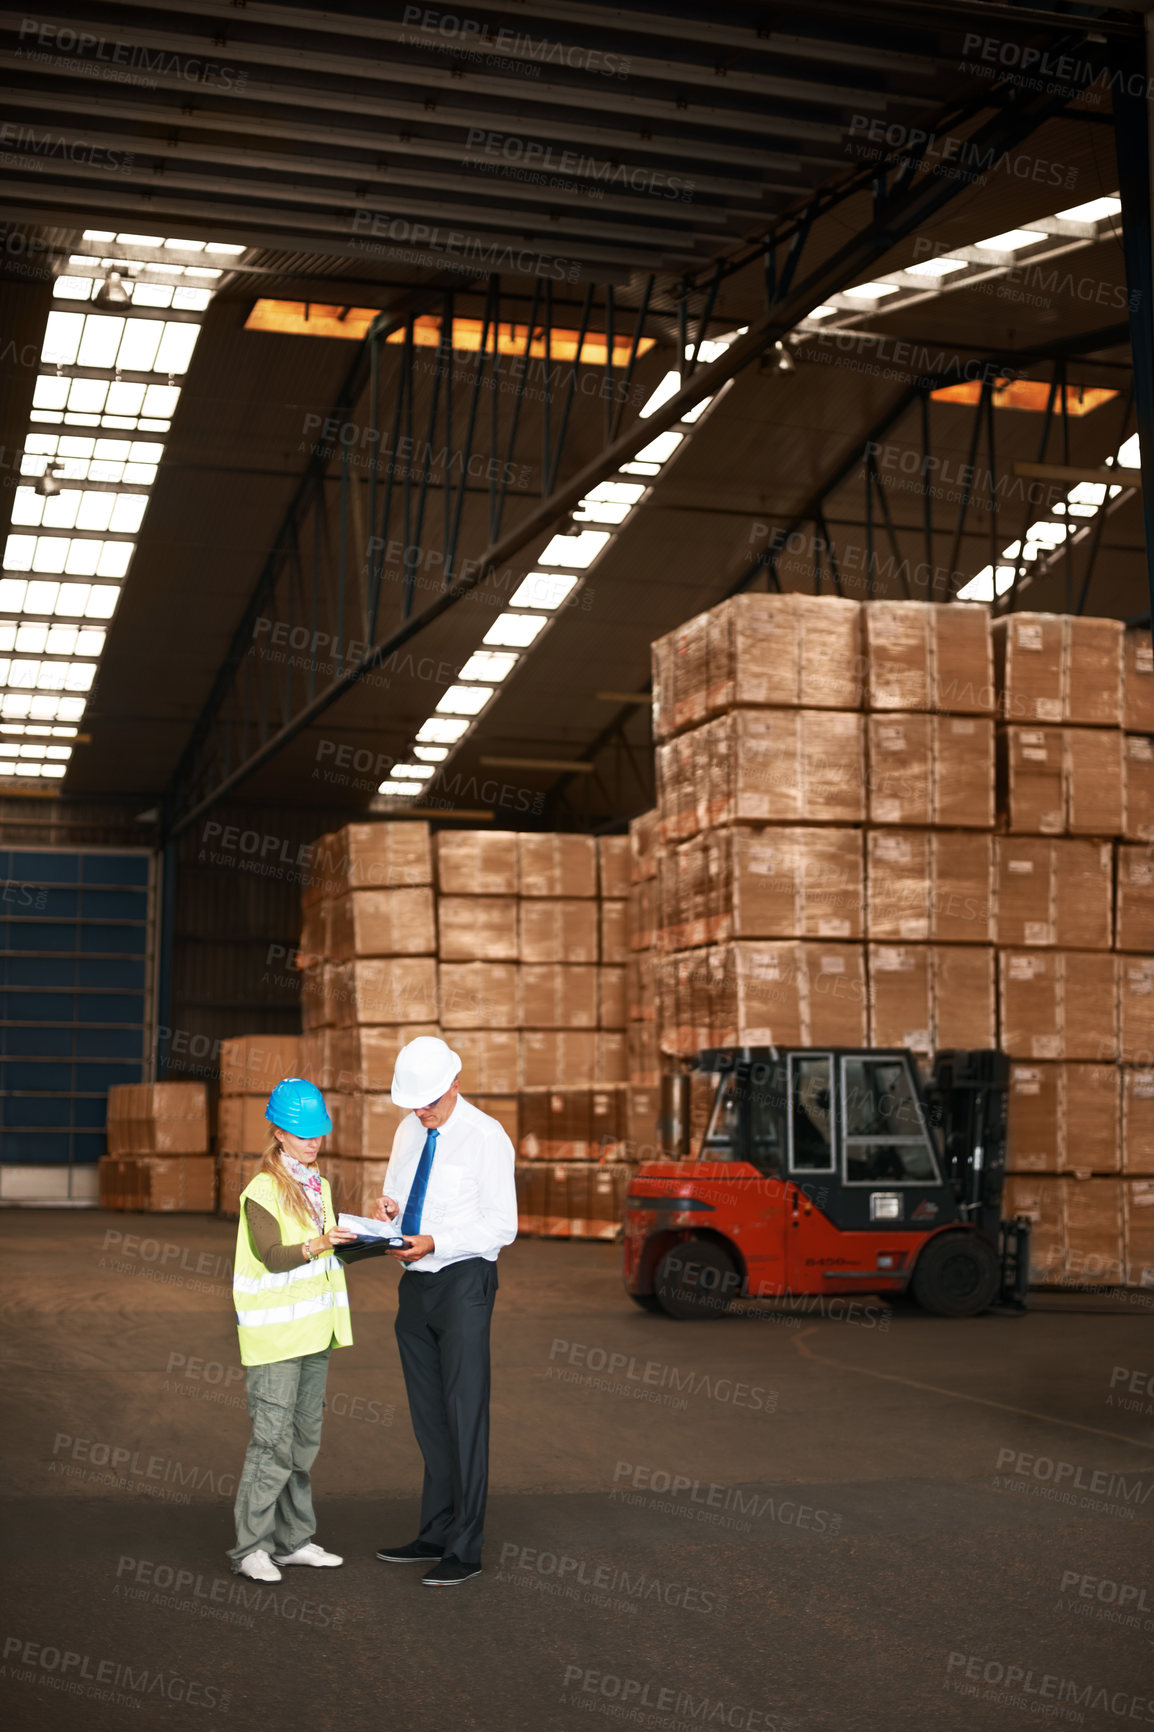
[394,1256,498,1564]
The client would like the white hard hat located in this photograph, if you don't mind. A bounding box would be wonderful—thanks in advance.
[391,1036,462,1109]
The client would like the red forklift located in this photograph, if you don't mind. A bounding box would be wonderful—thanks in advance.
[623,1048,1030,1320]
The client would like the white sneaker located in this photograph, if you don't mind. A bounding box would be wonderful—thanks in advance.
[272,1541,343,1568]
[237,1551,282,1582]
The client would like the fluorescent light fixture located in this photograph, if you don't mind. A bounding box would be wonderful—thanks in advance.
[842,282,900,299]
[509,573,578,610]
[680,396,712,423]
[457,650,517,682]
[416,717,469,743]
[83,230,116,242]
[1055,197,1121,223]
[904,256,969,278]
[413,745,448,762]
[633,431,682,465]
[956,564,1016,601]
[1117,433,1141,468]
[973,229,1048,253]
[388,763,435,779]
[436,683,494,715]
[537,530,609,568]
[377,779,421,796]
[639,370,681,419]
[620,461,660,476]
[483,611,547,647]
[805,304,838,319]
[572,480,646,525]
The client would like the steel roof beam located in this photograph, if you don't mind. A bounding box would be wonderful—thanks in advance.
[395,0,940,77]
[72,0,901,110]
[0,121,723,254]
[0,158,690,272]
[0,84,777,209]
[0,10,859,141]
[161,35,1104,834]
[0,50,836,173]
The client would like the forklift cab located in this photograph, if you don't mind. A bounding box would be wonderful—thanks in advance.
[623,1047,1028,1320]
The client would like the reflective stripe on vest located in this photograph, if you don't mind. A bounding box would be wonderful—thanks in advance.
[233,1170,353,1366]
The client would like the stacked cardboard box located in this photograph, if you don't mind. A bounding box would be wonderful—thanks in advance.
[515,1161,633,1239]
[650,595,997,1059]
[992,616,1153,1286]
[101,1083,215,1212]
[217,1035,302,1156]
[291,822,634,1235]
[107,1083,209,1155]
[637,598,1154,1285]
[99,1154,217,1212]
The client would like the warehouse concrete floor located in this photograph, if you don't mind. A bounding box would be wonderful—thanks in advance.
[1,1213,1152,1732]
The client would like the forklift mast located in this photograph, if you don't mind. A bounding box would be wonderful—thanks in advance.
[925,1049,1010,1246]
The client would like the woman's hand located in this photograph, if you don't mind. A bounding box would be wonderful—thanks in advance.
[308,1227,358,1256]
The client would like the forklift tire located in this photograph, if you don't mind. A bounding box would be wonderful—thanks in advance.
[654,1239,738,1320]
[628,1292,664,1314]
[910,1231,1001,1318]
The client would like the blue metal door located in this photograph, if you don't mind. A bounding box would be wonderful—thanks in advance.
[0,847,156,1204]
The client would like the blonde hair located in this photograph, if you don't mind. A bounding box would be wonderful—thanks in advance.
[259,1131,320,1230]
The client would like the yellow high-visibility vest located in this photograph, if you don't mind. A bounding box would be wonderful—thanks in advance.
[233,1170,352,1367]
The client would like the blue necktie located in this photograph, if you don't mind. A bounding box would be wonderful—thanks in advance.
[401,1128,439,1235]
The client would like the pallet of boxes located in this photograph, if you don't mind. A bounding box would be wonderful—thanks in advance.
[216,1035,302,1217]
[997,614,1154,1292]
[297,823,440,1219]
[643,594,1154,1293]
[509,831,635,1242]
[290,820,635,1238]
[99,1083,215,1211]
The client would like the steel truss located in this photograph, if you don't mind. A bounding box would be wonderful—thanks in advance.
[161,29,1110,852]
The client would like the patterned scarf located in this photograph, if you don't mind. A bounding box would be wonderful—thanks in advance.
[281,1151,325,1232]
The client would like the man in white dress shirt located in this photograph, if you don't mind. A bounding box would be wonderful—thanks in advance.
[372,1036,517,1586]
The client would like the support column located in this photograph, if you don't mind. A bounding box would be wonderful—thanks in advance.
[1115,20,1154,627]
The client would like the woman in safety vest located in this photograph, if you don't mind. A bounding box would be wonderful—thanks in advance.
[228,1077,359,1582]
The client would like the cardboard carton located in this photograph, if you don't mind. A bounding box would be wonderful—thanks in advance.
[868,831,994,943]
[1121,1071,1154,1176]
[303,822,432,904]
[993,614,1124,726]
[1124,630,1154,733]
[997,726,1124,834]
[327,886,437,958]
[1006,1062,1119,1173]
[866,600,994,714]
[517,833,598,897]
[994,838,1112,949]
[1116,845,1154,950]
[219,1036,302,1096]
[439,962,519,1029]
[998,950,1117,1060]
[435,831,517,895]
[437,895,519,961]
[867,945,995,1052]
[869,715,994,827]
[598,836,631,899]
[518,899,599,964]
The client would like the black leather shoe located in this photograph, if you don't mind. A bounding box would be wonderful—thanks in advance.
[376,1540,444,1563]
[423,1559,482,1586]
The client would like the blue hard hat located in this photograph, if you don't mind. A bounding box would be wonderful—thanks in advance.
[265,1077,332,1137]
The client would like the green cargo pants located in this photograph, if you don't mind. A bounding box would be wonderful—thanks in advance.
[228,1347,331,1565]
